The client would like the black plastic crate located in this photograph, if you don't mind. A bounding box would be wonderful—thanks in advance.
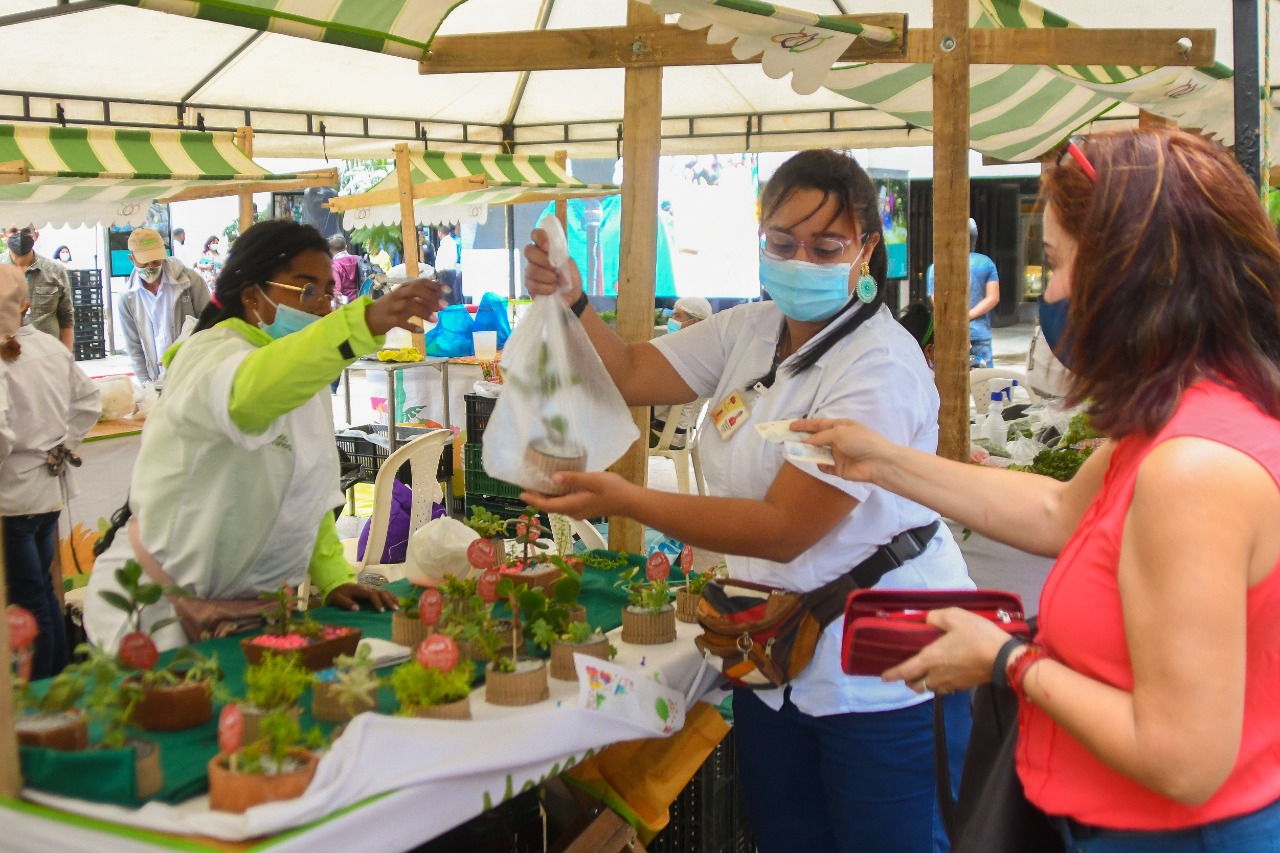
[73,329,105,346]
[334,424,452,486]
[462,442,522,501]
[68,270,104,308]
[648,730,754,853]
[73,306,105,328]
[73,340,107,362]
[464,393,496,441]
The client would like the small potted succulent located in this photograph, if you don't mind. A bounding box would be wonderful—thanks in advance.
[617,553,677,645]
[241,585,361,671]
[439,573,479,622]
[466,510,565,595]
[461,570,547,706]
[452,568,524,662]
[312,646,380,724]
[207,706,327,813]
[676,551,724,624]
[463,504,514,550]
[533,619,615,682]
[392,587,444,648]
[388,635,473,720]
[241,651,315,744]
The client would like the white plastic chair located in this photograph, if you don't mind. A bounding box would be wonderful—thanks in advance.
[300,429,452,606]
[558,515,608,551]
[971,368,1040,416]
[648,400,709,495]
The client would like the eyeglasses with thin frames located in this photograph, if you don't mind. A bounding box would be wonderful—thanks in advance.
[760,230,862,265]
[265,280,339,310]
[1057,135,1097,182]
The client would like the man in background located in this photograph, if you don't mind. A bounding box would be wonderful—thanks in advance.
[117,228,209,385]
[435,224,463,304]
[926,217,1000,368]
[329,235,361,305]
[1,223,72,349]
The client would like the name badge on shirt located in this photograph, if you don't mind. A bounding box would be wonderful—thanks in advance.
[710,391,751,440]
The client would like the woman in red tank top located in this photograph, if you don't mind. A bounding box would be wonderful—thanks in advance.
[796,128,1280,850]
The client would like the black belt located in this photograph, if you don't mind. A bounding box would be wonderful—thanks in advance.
[808,520,941,628]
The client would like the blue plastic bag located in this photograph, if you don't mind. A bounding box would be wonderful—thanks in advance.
[424,303,475,357]
[472,292,512,349]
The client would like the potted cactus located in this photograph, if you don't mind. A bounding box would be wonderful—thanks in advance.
[617,553,677,645]
[312,646,380,723]
[207,707,327,813]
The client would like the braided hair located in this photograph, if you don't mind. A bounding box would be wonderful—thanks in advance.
[193,219,330,333]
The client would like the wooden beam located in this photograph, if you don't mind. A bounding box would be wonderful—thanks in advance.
[609,2,663,556]
[326,174,488,214]
[0,521,21,798]
[0,160,28,186]
[933,0,971,464]
[421,15,909,74]
[553,151,568,230]
[160,169,339,204]
[420,22,1213,74]
[235,126,255,233]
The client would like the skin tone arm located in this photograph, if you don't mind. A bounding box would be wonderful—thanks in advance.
[523,229,696,407]
[792,417,1109,557]
[525,463,858,564]
[881,437,1279,804]
[969,279,1000,321]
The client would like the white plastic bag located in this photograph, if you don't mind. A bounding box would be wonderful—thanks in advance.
[482,215,639,494]
[405,517,479,586]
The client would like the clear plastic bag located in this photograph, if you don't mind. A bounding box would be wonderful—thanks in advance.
[482,215,639,495]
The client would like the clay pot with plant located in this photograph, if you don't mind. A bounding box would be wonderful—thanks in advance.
[13,660,90,751]
[241,651,314,744]
[617,553,677,645]
[312,646,380,723]
[524,569,610,680]
[392,587,444,648]
[241,585,361,671]
[208,706,327,813]
[389,635,473,720]
[76,643,164,799]
[458,570,548,706]
[463,504,514,552]
[677,558,726,624]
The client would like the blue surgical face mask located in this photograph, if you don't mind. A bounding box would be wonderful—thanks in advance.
[666,318,682,335]
[1038,296,1072,368]
[759,252,853,323]
[256,289,320,339]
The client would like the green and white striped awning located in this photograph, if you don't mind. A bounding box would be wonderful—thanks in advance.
[0,125,334,228]
[336,150,618,229]
[823,0,1238,161]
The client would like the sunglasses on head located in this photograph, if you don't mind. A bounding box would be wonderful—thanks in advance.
[1057,135,1097,182]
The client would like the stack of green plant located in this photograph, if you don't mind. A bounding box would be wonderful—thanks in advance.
[1008,412,1101,481]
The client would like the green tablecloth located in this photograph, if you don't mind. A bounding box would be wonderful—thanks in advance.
[20,551,666,808]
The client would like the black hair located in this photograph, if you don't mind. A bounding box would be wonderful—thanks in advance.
[896,300,934,352]
[193,219,330,333]
[53,245,71,261]
[757,149,887,382]
[328,234,347,253]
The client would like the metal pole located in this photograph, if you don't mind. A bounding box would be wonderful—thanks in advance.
[1234,0,1263,189]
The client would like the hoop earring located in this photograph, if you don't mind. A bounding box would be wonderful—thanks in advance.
[856,262,878,304]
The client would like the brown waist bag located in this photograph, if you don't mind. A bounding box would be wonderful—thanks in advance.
[693,521,940,689]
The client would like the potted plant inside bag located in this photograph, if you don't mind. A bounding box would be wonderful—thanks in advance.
[617,553,677,645]
[312,645,380,724]
[392,587,444,648]
[510,341,587,496]
[240,650,315,744]
[240,584,362,671]
[388,635,473,720]
[207,706,327,813]
[97,560,225,731]
[462,571,547,706]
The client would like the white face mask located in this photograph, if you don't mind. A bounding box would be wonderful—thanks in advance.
[137,264,163,283]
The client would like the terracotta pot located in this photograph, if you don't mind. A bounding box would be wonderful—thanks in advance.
[409,696,472,721]
[675,589,701,624]
[521,442,587,496]
[621,606,677,645]
[391,611,434,648]
[242,704,301,746]
[485,660,549,706]
[463,620,525,662]
[130,677,214,732]
[549,635,611,681]
[311,681,377,724]
[207,748,319,814]
[15,710,88,751]
[240,627,362,671]
[132,739,164,800]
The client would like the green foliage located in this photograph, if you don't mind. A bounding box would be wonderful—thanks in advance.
[1060,412,1101,448]
[74,644,140,749]
[100,559,180,637]
[388,661,472,713]
[598,310,617,327]
[465,505,513,539]
[322,646,379,715]
[350,224,403,255]
[258,585,324,638]
[615,567,672,613]
[233,709,327,775]
[244,652,314,711]
[18,665,88,715]
[582,552,627,571]
[137,647,223,691]
[684,562,725,597]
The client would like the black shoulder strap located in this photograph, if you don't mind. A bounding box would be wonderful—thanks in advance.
[805,520,941,628]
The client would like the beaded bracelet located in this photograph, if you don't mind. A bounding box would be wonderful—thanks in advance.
[991,637,1025,690]
[1008,643,1047,705]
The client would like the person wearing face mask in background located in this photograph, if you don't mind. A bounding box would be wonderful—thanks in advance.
[53,246,72,267]
[649,295,714,449]
[1,223,73,349]
[84,220,450,654]
[1026,254,1074,399]
[116,228,211,387]
[521,149,972,853]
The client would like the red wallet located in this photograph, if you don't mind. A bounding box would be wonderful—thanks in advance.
[841,589,1031,676]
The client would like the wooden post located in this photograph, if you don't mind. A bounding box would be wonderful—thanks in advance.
[609,1,663,554]
[394,143,426,354]
[932,0,972,462]
[235,126,255,234]
[554,151,569,231]
[0,520,21,798]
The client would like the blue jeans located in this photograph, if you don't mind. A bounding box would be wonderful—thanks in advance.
[1055,797,1280,852]
[969,340,993,368]
[733,687,972,853]
[3,512,69,679]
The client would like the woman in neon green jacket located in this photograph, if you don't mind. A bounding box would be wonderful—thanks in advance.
[86,220,448,652]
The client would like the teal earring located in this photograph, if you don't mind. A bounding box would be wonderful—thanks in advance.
[856,262,878,303]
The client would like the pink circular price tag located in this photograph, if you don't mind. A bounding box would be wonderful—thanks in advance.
[418,588,443,626]
[680,544,693,573]
[646,551,671,583]
[7,606,37,651]
[219,704,244,755]
[477,569,501,604]
[467,538,498,570]
[417,634,460,671]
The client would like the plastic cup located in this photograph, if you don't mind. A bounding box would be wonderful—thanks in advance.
[473,331,498,360]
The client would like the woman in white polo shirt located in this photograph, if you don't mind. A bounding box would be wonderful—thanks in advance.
[523,150,973,853]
